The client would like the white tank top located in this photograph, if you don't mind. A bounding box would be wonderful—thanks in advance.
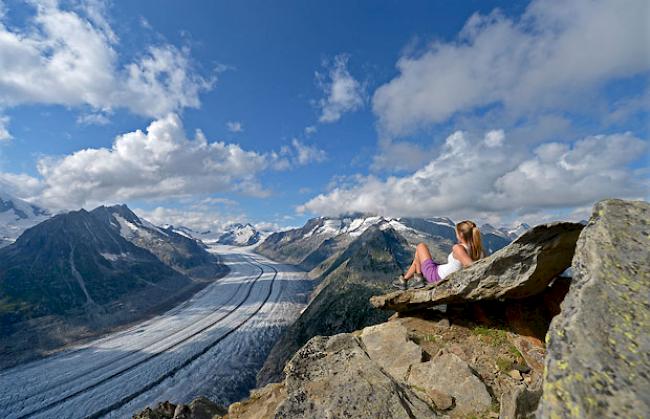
[437,243,469,279]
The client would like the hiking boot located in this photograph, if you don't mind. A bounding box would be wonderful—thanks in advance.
[392,274,407,291]
[410,274,426,289]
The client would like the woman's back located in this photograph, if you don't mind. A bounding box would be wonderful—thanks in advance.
[437,243,468,279]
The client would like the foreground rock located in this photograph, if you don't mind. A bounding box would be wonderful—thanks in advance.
[407,351,492,415]
[537,199,650,417]
[360,321,422,380]
[371,221,584,311]
[133,396,226,419]
[230,330,436,418]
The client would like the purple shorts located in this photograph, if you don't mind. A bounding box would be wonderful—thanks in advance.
[421,258,442,283]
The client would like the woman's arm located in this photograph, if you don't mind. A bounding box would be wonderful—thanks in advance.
[452,244,474,268]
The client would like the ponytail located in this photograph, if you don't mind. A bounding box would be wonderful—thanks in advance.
[456,220,485,261]
[470,226,484,261]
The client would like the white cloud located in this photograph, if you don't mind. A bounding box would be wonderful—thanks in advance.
[484,129,505,147]
[135,206,289,234]
[372,0,650,136]
[304,125,317,136]
[25,114,269,209]
[317,54,364,123]
[0,1,212,118]
[1,114,328,210]
[269,139,327,170]
[135,206,241,233]
[0,172,43,198]
[0,114,11,141]
[299,130,648,221]
[291,139,327,165]
[226,121,244,133]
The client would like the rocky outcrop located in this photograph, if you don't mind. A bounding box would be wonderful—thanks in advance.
[537,199,650,418]
[276,332,436,418]
[232,330,436,418]
[227,319,528,418]
[371,221,584,312]
[133,396,226,419]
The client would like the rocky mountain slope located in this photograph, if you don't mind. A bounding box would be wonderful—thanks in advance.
[0,190,50,245]
[135,198,648,419]
[0,205,227,369]
[92,205,222,277]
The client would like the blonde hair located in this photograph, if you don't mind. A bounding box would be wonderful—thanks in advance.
[456,220,484,261]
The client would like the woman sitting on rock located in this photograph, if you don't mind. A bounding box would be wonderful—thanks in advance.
[393,220,485,290]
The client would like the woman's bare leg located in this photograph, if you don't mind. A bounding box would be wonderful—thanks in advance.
[404,259,418,280]
[404,243,432,280]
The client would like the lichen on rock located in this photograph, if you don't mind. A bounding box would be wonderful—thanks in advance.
[537,199,650,418]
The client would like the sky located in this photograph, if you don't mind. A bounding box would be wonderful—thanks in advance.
[0,0,648,233]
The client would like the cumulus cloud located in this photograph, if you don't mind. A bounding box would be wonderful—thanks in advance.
[299,130,648,220]
[0,172,43,198]
[1,114,327,209]
[226,121,244,132]
[9,114,268,209]
[0,0,212,118]
[373,0,650,136]
[317,54,365,123]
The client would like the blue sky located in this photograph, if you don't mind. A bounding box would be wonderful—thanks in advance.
[0,0,648,232]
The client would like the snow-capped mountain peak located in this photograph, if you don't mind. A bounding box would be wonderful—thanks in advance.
[217,223,261,246]
[301,215,415,240]
[506,223,532,239]
[480,222,532,240]
[0,191,51,243]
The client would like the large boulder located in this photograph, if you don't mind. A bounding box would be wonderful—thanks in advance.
[537,199,650,418]
[360,321,423,380]
[371,221,584,312]
[275,333,437,418]
[407,351,493,416]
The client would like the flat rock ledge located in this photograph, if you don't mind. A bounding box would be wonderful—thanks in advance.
[371,221,584,312]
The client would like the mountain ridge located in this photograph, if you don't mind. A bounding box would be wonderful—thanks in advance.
[0,204,228,369]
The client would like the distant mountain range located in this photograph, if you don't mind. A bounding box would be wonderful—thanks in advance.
[167,222,263,246]
[0,191,50,246]
[257,214,511,270]
[0,204,227,369]
[255,213,511,385]
[481,222,532,240]
[216,223,261,246]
